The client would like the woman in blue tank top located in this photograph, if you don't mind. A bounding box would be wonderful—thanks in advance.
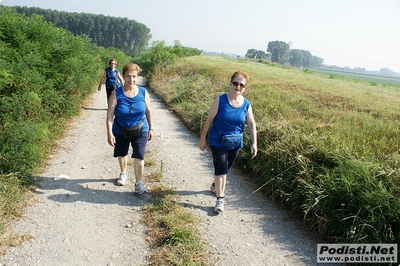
[98,59,124,102]
[106,63,153,194]
[199,71,258,213]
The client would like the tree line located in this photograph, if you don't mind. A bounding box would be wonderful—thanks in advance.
[246,40,324,69]
[11,6,151,56]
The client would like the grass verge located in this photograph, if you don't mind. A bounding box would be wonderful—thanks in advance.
[142,148,209,265]
[142,184,208,265]
[147,55,400,248]
[0,173,36,255]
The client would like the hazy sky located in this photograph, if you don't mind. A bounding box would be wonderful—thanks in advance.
[1,0,400,72]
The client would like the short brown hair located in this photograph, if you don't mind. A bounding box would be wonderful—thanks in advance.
[122,63,140,76]
[109,59,117,65]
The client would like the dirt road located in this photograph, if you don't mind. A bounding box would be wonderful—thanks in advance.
[1,78,331,265]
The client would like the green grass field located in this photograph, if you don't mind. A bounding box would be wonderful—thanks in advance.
[148,55,400,247]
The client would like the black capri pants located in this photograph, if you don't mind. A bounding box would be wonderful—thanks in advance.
[210,146,240,176]
[113,131,148,160]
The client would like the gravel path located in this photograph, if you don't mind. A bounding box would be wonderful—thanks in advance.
[1,78,335,266]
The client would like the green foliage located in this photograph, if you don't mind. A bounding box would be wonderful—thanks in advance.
[303,68,313,74]
[289,49,323,68]
[11,6,151,56]
[134,41,178,76]
[0,121,49,174]
[0,172,34,252]
[0,7,134,248]
[289,49,304,67]
[245,49,267,60]
[0,7,132,177]
[97,46,133,69]
[149,55,400,248]
[133,41,201,77]
[267,40,290,64]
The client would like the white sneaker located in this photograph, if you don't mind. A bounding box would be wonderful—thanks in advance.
[214,198,224,213]
[134,180,148,194]
[117,172,128,186]
[210,183,216,194]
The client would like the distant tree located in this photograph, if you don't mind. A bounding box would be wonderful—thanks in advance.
[245,49,258,58]
[256,50,267,60]
[174,40,182,47]
[289,49,304,67]
[289,49,324,68]
[246,49,267,60]
[167,39,201,57]
[12,6,151,56]
[267,41,290,64]
[379,68,396,76]
[310,55,324,68]
[301,50,313,68]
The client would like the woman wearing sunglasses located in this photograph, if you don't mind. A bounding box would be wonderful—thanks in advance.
[199,71,258,213]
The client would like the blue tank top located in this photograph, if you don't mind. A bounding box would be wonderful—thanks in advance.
[209,93,250,148]
[112,86,149,136]
[105,67,121,89]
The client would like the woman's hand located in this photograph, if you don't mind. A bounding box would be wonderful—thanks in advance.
[199,138,207,151]
[250,144,258,159]
[148,130,153,141]
[107,133,116,147]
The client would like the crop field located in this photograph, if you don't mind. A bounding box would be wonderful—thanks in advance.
[312,68,400,87]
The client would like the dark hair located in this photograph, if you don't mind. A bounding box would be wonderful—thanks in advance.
[109,59,117,65]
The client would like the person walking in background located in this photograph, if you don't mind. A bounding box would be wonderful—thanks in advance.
[106,63,153,194]
[98,59,124,102]
[199,71,257,213]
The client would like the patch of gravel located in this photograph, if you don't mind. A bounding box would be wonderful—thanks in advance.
[1,78,337,266]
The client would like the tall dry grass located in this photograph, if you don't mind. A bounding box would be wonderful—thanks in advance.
[148,55,400,246]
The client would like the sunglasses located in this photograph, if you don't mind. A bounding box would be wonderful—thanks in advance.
[232,81,246,88]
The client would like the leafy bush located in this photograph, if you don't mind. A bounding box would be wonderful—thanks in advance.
[133,41,201,77]
[0,7,131,175]
[0,7,100,175]
[0,7,135,251]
